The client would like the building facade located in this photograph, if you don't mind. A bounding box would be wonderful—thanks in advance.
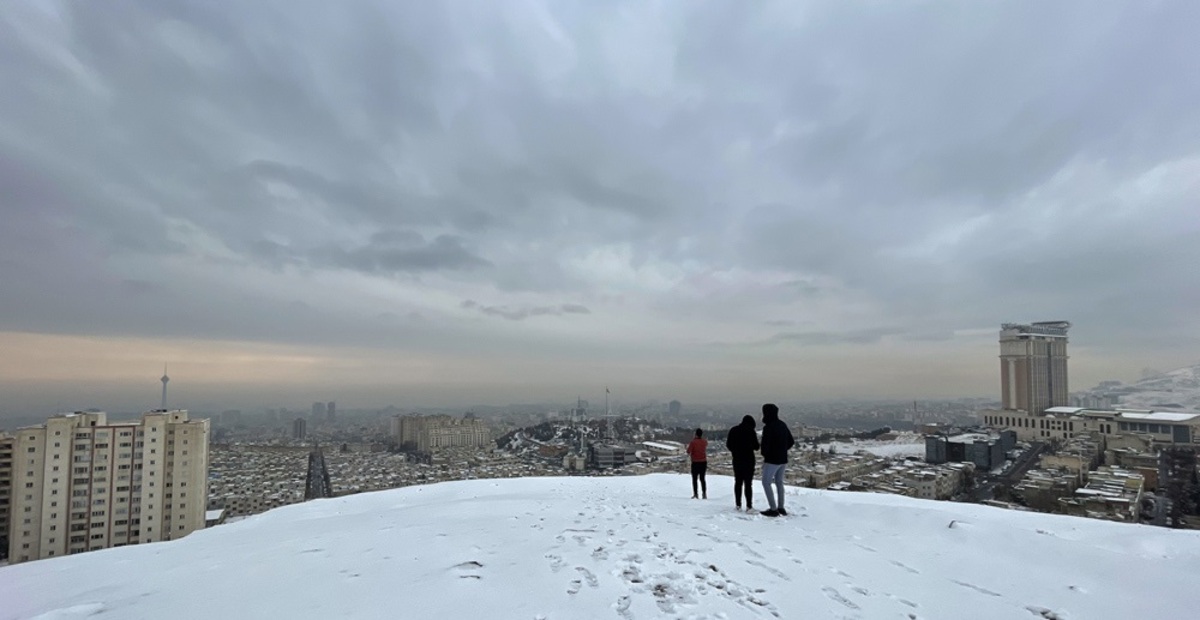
[925,431,1015,471]
[391,414,491,452]
[999,321,1071,415]
[7,410,209,564]
[982,407,1200,446]
[589,443,636,469]
[1,432,13,560]
[292,418,307,440]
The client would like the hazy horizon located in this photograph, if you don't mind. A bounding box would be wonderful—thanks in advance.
[3,2,1198,418]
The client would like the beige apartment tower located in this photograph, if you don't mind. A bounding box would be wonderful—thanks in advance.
[7,410,209,564]
[1000,321,1070,415]
[391,414,491,452]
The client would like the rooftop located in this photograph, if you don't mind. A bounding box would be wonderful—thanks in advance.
[1119,411,1199,422]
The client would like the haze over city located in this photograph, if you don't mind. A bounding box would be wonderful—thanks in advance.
[2,2,1198,415]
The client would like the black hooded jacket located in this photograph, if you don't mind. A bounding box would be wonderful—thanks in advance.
[725,415,760,466]
[760,409,795,465]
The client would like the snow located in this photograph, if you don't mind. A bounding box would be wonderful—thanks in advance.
[1118,411,1198,422]
[820,440,927,458]
[3,474,1199,619]
[1084,363,1200,411]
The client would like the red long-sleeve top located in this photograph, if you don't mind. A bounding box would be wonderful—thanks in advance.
[686,438,708,462]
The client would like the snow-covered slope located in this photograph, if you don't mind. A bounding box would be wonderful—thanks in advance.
[1084,363,1200,410]
[3,475,1199,619]
[1117,364,1200,409]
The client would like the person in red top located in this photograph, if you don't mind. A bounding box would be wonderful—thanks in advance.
[686,428,708,499]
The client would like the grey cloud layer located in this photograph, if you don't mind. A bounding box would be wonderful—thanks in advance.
[462,300,591,321]
[1,1,1198,368]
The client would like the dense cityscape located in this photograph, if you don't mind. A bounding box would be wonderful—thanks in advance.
[3,321,1198,566]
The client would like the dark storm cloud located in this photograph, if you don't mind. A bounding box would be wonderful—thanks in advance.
[0,0,1197,379]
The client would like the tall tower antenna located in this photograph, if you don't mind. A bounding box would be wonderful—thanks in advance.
[160,364,170,410]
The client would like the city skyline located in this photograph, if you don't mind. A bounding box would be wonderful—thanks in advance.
[2,2,1199,414]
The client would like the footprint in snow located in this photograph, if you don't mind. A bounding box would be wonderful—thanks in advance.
[745,559,791,581]
[614,595,633,619]
[822,586,860,610]
[576,566,599,588]
[451,561,483,580]
[951,580,1002,597]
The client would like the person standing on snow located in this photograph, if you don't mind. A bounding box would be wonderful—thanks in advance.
[686,428,708,499]
[725,415,760,511]
[759,403,795,517]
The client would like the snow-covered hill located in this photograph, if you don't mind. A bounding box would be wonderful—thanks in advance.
[3,475,1199,619]
[1083,363,1200,410]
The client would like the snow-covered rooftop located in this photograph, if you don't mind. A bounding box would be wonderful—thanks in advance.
[2,475,1198,619]
[946,433,992,444]
[1118,411,1199,422]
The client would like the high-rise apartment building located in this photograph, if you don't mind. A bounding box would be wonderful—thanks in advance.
[999,321,1071,415]
[1,432,14,560]
[391,414,491,452]
[292,418,307,441]
[7,410,209,564]
[326,401,336,422]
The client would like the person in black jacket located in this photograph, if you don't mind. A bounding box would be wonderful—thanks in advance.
[725,415,760,511]
[759,403,795,517]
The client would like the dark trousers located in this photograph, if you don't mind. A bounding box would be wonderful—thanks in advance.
[733,460,755,507]
[691,461,708,497]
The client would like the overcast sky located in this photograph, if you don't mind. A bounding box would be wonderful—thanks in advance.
[2,1,1198,415]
